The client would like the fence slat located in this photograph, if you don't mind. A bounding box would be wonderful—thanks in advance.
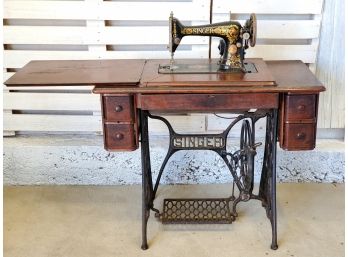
[4,1,208,20]
[4,44,315,70]
[212,19,321,39]
[4,92,100,111]
[316,0,344,128]
[214,0,324,14]
[4,45,316,69]
[4,113,206,133]
[4,49,209,69]
[4,21,320,45]
[4,26,209,45]
[4,113,102,132]
[149,115,206,134]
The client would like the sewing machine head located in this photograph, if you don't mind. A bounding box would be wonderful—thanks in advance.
[162,12,256,73]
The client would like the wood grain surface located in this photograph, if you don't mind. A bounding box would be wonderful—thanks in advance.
[140,59,276,87]
[5,59,325,94]
[138,93,278,111]
[5,59,145,86]
[93,60,325,94]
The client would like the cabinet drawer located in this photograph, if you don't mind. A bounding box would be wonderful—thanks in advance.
[103,123,137,151]
[282,123,316,150]
[284,94,316,121]
[102,96,134,122]
[139,93,278,111]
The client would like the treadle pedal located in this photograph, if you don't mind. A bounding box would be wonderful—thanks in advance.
[161,198,233,224]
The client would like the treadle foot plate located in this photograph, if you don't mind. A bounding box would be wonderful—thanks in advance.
[162,198,233,224]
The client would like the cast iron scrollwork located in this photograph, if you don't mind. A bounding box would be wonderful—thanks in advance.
[140,109,278,250]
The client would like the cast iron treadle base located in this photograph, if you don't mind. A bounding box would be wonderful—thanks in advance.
[141,110,279,250]
[160,198,234,224]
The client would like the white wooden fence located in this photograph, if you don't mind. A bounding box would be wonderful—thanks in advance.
[3,0,332,136]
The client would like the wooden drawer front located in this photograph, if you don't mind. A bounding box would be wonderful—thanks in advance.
[104,123,136,151]
[283,123,316,150]
[140,93,278,111]
[285,95,316,121]
[103,96,134,122]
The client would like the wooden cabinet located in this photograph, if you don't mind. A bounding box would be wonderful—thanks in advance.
[279,94,319,150]
[100,92,320,151]
[5,59,324,152]
[284,94,316,121]
[101,95,138,151]
[104,123,137,151]
[139,93,278,111]
[102,96,135,122]
[283,123,316,149]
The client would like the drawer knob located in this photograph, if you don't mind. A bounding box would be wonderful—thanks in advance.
[297,105,305,111]
[296,132,306,140]
[115,133,124,140]
[115,105,123,112]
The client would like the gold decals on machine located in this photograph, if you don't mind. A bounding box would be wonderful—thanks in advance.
[181,25,239,43]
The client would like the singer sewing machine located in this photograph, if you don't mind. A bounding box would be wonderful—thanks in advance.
[4,11,325,251]
[159,12,257,73]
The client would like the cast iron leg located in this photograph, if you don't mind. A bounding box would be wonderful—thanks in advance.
[140,110,153,250]
[270,109,278,250]
[259,109,278,250]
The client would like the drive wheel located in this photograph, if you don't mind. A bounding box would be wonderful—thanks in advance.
[249,13,257,47]
[240,120,254,193]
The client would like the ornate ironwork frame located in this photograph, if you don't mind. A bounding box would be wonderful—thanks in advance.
[139,109,278,250]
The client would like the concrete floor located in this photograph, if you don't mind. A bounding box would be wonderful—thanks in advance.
[4,183,344,257]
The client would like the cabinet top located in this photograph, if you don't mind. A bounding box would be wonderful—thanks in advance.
[5,59,146,86]
[5,59,325,94]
